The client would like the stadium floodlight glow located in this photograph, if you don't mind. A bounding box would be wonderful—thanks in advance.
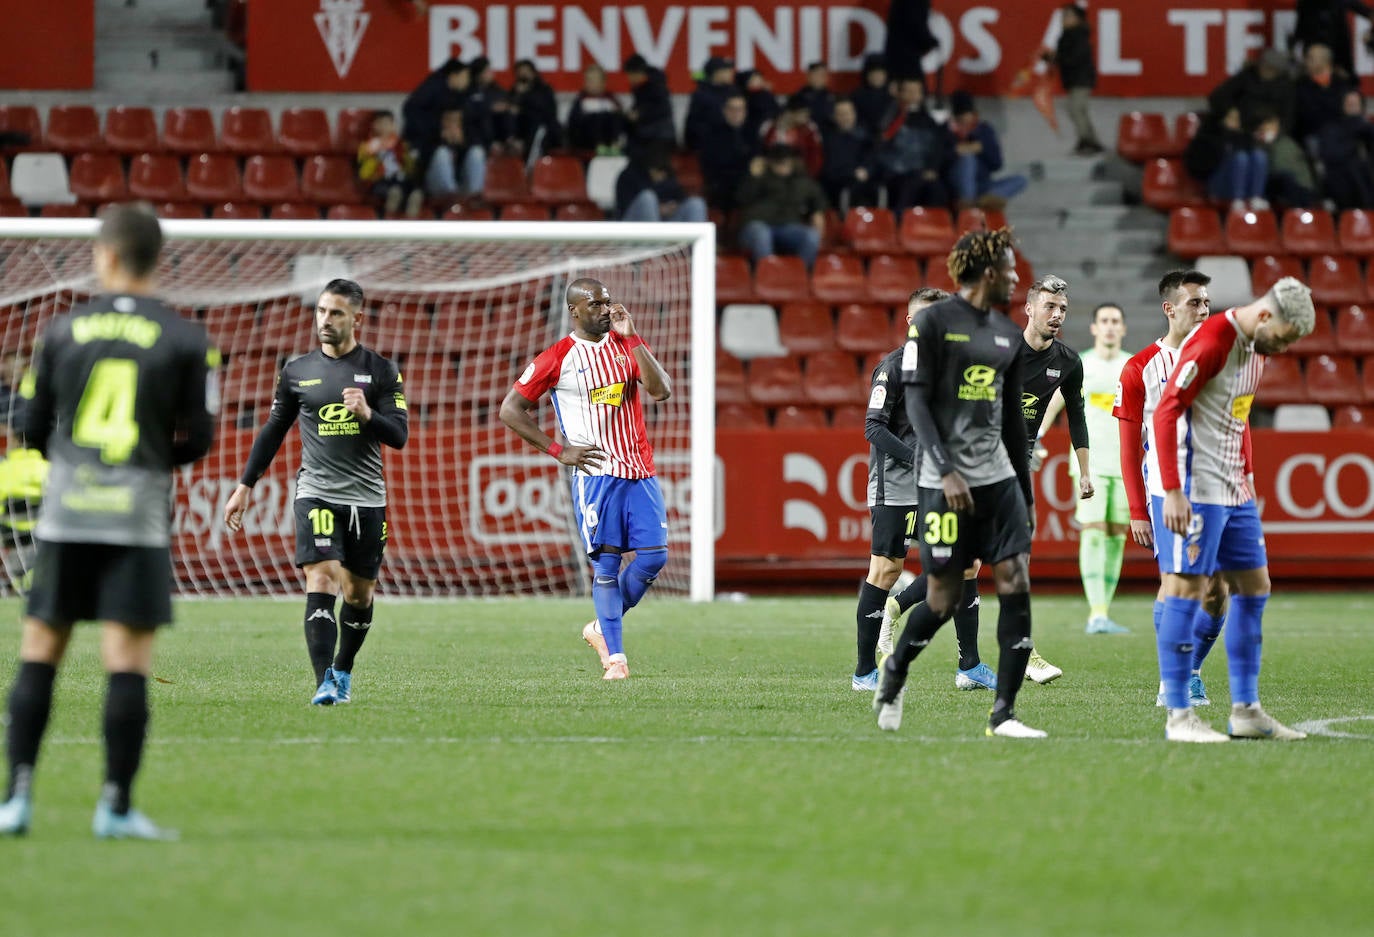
[0,218,716,601]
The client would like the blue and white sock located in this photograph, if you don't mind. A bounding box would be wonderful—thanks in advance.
[1191,609,1225,672]
[592,553,625,656]
[619,548,667,613]
[1158,596,1199,709]
[1225,594,1267,705]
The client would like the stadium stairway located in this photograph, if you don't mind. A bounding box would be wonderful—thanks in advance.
[95,0,238,95]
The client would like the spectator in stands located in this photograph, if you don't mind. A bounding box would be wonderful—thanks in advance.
[1293,0,1374,77]
[793,62,837,133]
[761,95,825,177]
[466,56,517,153]
[511,59,562,156]
[1294,43,1355,146]
[624,54,677,157]
[401,58,469,164]
[424,109,487,200]
[567,64,626,154]
[685,56,737,151]
[819,96,880,211]
[1254,107,1319,208]
[1184,106,1269,210]
[884,0,937,83]
[853,54,895,139]
[877,77,952,213]
[1044,3,1104,156]
[736,69,781,138]
[615,143,708,223]
[1317,88,1374,209]
[945,91,1027,210]
[1208,48,1296,135]
[357,110,423,217]
[736,143,827,269]
[699,92,760,211]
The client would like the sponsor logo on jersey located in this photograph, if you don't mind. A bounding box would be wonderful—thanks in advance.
[1088,391,1116,412]
[1114,381,1124,408]
[1231,394,1254,421]
[1021,391,1039,419]
[589,382,626,407]
[868,385,887,410]
[1176,360,1199,389]
[298,378,322,387]
[901,340,918,372]
[317,402,362,436]
[945,332,970,342]
[353,374,372,383]
[959,365,997,401]
[393,392,407,411]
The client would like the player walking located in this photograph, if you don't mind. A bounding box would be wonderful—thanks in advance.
[500,278,673,681]
[223,279,409,706]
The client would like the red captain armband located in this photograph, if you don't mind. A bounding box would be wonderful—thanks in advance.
[622,335,646,351]
[546,442,564,460]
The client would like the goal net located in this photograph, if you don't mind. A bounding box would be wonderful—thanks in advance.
[0,218,716,601]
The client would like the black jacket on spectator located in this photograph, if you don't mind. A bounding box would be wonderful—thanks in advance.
[402,61,467,159]
[513,74,562,152]
[794,86,837,132]
[1183,114,1251,181]
[1317,113,1374,208]
[737,72,782,138]
[465,83,516,150]
[567,92,625,151]
[698,121,759,210]
[614,163,688,219]
[1294,72,1356,143]
[1294,0,1374,76]
[853,59,895,139]
[1056,23,1096,90]
[736,171,828,226]
[627,67,676,155]
[883,0,937,82]
[876,106,952,178]
[820,124,878,205]
[1208,65,1296,134]
[685,81,735,150]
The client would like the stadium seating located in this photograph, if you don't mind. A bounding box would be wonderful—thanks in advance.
[268,202,319,220]
[899,206,956,255]
[39,204,92,217]
[0,199,26,217]
[45,106,102,153]
[1271,404,1332,431]
[221,106,279,155]
[325,203,378,221]
[530,155,587,203]
[867,254,922,305]
[301,154,361,204]
[1306,354,1365,405]
[185,153,242,202]
[500,202,551,221]
[843,207,899,254]
[956,206,1007,234]
[830,404,867,426]
[801,350,862,405]
[211,201,263,219]
[671,151,703,196]
[554,202,604,221]
[585,155,628,212]
[104,106,159,154]
[1332,404,1373,427]
[11,153,77,206]
[1195,255,1251,309]
[1251,254,1304,296]
[335,107,375,155]
[0,160,9,198]
[1174,112,1200,150]
[835,304,895,353]
[773,404,829,429]
[777,303,834,353]
[1167,207,1224,257]
[68,152,127,202]
[127,153,186,201]
[716,402,768,429]
[1224,207,1282,257]
[719,303,786,359]
[1337,305,1374,354]
[482,154,530,204]
[1142,158,1206,211]
[1253,355,1308,406]
[439,202,495,221]
[715,350,749,404]
[163,107,217,155]
[243,155,300,202]
[755,255,812,303]
[1280,208,1338,256]
[1365,356,1374,402]
[0,106,42,150]
[1338,208,1374,255]
[155,202,202,219]
[1309,254,1366,306]
[1117,111,1171,162]
[279,107,332,157]
[811,253,866,303]
[715,256,754,304]
[746,356,803,405]
[1290,307,1337,356]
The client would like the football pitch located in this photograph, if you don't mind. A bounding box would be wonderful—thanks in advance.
[0,592,1368,937]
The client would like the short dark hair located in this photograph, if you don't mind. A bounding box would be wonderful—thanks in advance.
[1157,269,1211,301]
[909,287,949,306]
[97,202,163,279]
[371,109,394,123]
[320,278,365,310]
[624,54,649,74]
[808,61,826,72]
[1092,302,1124,321]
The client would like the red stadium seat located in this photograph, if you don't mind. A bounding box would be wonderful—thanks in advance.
[1173,112,1201,151]
[1332,404,1374,427]
[1224,207,1281,257]
[483,154,530,204]
[716,350,749,404]
[301,154,362,204]
[773,405,829,429]
[867,254,922,305]
[717,402,769,430]
[956,206,1006,234]
[1280,208,1337,256]
[1305,354,1365,405]
[530,155,587,203]
[335,107,375,155]
[45,106,102,153]
[671,151,703,196]
[811,253,866,303]
[1337,305,1374,354]
[899,206,956,256]
[325,203,378,220]
[802,350,862,405]
[268,202,320,220]
[279,107,332,157]
[39,203,91,218]
[439,202,495,221]
[715,256,754,304]
[210,201,263,219]
[1143,158,1206,211]
[163,107,217,155]
[829,404,868,427]
[746,356,804,406]
[755,255,811,303]
[1366,356,1374,402]
[185,153,242,202]
[221,106,278,155]
[1253,355,1308,407]
[127,153,185,201]
[1250,254,1304,296]
[1290,307,1337,357]
[500,202,551,221]
[777,303,834,353]
[1310,254,1367,306]
[0,161,9,198]
[0,198,27,217]
[1117,111,1171,162]
[924,256,958,293]
[155,201,204,219]
[68,153,127,202]
[103,106,159,155]
[243,155,300,202]
[1168,208,1225,257]
[553,201,604,221]
[835,303,895,354]
[1011,253,1035,307]
[0,106,42,150]
[1338,208,1374,256]
[843,207,898,254]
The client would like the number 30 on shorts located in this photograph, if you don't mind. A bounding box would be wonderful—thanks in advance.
[923,511,958,545]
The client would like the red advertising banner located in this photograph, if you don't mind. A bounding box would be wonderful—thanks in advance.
[0,2,94,90]
[249,0,1342,96]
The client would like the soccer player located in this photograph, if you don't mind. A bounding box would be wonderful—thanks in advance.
[854,286,949,692]
[223,279,408,706]
[499,278,672,681]
[1152,276,1314,743]
[873,228,1045,739]
[1114,271,1226,707]
[0,204,217,839]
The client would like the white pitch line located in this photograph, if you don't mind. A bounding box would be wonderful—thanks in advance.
[1292,715,1374,740]
[41,733,1168,747]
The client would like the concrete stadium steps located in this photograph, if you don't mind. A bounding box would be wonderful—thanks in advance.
[95,0,236,95]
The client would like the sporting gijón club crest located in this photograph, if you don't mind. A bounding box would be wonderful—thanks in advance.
[315,0,370,78]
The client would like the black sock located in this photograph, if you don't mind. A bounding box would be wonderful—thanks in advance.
[855,580,888,675]
[891,573,928,618]
[954,579,982,671]
[992,592,1033,722]
[893,600,953,672]
[6,661,56,800]
[304,592,338,684]
[102,672,148,816]
[334,601,374,674]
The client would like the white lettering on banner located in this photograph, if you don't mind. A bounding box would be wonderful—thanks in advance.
[958,7,1000,74]
[489,5,510,69]
[431,7,482,63]
[1168,9,1224,76]
[837,454,869,511]
[838,515,867,542]
[625,6,685,67]
[826,8,885,71]
[1097,10,1141,76]
[563,8,620,71]
[174,476,294,549]
[799,7,823,70]
[782,452,828,540]
[315,0,370,78]
[736,7,793,72]
[1357,18,1374,73]
[1273,453,1374,526]
[1039,453,1078,513]
[689,6,731,75]
[514,5,559,72]
[924,12,954,71]
[1225,9,1267,74]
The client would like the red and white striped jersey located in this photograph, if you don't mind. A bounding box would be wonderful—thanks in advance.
[1154,310,1259,505]
[1114,339,1185,503]
[513,331,656,478]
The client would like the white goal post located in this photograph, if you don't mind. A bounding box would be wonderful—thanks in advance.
[0,218,717,601]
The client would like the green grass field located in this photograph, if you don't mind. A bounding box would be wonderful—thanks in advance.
[0,592,1369,937]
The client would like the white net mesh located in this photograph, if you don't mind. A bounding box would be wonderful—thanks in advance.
[0,222,704,598]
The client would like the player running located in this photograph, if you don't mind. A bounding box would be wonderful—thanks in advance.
[224,279,409,706]
[500,278,673,681]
